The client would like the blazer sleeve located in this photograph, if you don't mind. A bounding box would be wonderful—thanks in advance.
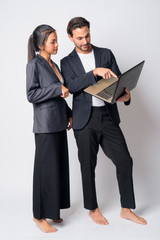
[61,59,96,94]
[26,61,62,103]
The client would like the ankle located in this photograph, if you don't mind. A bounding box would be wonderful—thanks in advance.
[121,208,130,213]
[33,217,45,222]
[90,208,99,213]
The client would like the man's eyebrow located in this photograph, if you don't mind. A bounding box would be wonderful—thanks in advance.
[77,34,89,38]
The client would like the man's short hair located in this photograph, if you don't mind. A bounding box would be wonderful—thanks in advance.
[67,17,90,36]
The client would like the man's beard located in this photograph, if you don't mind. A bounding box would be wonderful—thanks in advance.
[78,43,90,52]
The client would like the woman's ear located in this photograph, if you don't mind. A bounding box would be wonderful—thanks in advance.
[38,45,45,51]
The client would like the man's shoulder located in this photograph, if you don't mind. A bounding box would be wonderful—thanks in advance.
[92,45,112,54]
[61,55,70,63]
[61,49,76,63]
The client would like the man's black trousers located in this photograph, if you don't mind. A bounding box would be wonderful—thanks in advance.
[74,106,136,210]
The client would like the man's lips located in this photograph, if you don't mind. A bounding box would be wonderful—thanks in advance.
[82,44,88,48]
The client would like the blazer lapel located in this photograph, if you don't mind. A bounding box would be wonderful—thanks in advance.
[36,55,60,82]
[70,49,86,75]
[92,45,101,68]
[70,46,101,72]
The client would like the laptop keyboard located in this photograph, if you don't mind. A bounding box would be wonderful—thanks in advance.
[96,81,118,100]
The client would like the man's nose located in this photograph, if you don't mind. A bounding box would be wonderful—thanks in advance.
[83,38,87,45]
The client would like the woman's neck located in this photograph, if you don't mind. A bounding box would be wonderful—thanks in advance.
[40,51,51,63]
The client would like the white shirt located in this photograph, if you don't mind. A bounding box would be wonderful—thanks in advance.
[77,50,105,107]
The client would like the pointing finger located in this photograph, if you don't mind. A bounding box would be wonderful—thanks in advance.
[110,70,117,78]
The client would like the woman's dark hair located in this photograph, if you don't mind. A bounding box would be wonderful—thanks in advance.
[67,17,90,37]
[28,24,56,62]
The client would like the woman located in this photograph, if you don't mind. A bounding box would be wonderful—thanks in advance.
[26,25,72,233]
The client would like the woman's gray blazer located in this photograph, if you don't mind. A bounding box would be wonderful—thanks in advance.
[26,54,72,133]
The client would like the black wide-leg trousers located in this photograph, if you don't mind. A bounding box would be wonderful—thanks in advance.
[74,107,136,210]
[33,130,70,220]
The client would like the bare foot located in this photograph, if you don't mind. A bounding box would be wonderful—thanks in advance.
[52,218,63,223]
[89,208,109,225]
[120,208,147,225]
[33,217,58,233]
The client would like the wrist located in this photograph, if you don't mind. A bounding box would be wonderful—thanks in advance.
[93,68,97,76]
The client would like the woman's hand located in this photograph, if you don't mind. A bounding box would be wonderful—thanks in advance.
[67,117,72,131]
[61,85,69,98]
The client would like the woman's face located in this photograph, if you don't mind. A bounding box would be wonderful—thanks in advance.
[42,32,59,55]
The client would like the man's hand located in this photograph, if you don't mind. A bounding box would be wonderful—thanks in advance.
[67,117,72,130]
[116,88,131,102]
[93,68,117,79]
[61,85,69,98]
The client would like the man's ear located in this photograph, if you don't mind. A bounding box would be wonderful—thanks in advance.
[68,34,73,42]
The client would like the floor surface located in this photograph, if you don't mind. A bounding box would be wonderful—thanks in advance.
[0,195,159,240]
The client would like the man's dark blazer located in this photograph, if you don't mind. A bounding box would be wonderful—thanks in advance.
[26,54,72,133]
[61,45,130,130]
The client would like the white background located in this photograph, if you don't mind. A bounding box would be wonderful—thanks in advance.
[0,0,160,239]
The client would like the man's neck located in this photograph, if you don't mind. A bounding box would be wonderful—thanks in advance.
[76,44,92,54]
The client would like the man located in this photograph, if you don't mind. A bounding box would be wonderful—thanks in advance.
[61,17,147,225]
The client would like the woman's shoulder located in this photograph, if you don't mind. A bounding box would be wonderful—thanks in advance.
[26,55,44,71]
[27,57,37,67]
[26,57,39,75]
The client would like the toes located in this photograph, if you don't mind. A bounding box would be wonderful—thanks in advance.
[34,218,58,233]
[139,217,147,225]
[94,218,108,225]
[48,227,58,233]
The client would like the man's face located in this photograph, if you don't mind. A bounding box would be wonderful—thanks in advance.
[68,26,91,53]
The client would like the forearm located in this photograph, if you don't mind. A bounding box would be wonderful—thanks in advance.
[61,61,96,94]
[27,82,62,103]
[66,71,96,93]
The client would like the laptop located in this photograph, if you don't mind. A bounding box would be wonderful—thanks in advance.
[84,61,145,104]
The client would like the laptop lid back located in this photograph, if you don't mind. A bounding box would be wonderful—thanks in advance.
[112,61,145,103]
